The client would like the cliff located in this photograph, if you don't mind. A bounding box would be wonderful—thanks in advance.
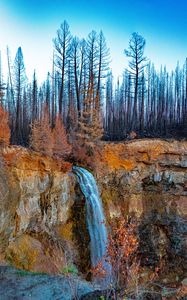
[98,139,187,219]
[0,139,186,287]
[96,139,187,284]
[0,146,76,273]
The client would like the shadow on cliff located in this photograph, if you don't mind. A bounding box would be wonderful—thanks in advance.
[71,181,91,277]
[137,208,187,282]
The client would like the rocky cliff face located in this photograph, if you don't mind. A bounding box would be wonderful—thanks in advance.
[0,146,77,273]
[97,139,187,219]
[0,139,186,284]
[95,139,187,282]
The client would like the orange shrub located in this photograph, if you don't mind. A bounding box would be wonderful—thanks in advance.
[0,105,10,146]
[30,105,53,156]
[52,114,72,159]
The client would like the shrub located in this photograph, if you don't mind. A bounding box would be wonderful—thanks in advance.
[0,105,10,146]
[29,105,53,156]
[52,114,72,159]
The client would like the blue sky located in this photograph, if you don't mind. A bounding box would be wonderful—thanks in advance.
[0,0,186,82]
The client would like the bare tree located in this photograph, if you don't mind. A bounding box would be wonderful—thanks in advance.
[32,70,38,122]
[13,47,27,144]
[96,31,110,111]
[70,37,81,118]
[125,33,147,130]
[53,20,72,115]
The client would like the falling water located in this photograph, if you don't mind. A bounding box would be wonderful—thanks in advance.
[73,166,111,280]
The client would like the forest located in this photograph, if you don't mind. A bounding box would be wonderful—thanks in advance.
[0,20,187,150]
[0,14,187,299]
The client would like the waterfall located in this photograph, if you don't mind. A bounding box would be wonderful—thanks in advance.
[73,166,111,279]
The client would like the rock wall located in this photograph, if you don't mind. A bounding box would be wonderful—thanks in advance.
[96,139,187,219]
[95,139,187,282]
[0,139,186,283]
[0,146,77,273]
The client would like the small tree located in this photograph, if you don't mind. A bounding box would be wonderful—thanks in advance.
[92,217,163,299]
[0,105,10,146]
[52,114,72,159]
[77,109,103,148]
[107,218,138,293]
[30,105,53,156]
[91,218,139,299]
[74,86,103,157]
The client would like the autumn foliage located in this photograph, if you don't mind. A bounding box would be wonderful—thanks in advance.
[91,217,139,297]
[72,90,103,167]
[107,218,138,288]
[91,218,167,299]
[30,106,53,156]
[0,105,10,146]
[52,114,72,159]
[30,107,71,159]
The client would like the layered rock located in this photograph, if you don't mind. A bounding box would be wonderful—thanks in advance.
[0,146,77,273]
[95,139,187,282]
[0,139,186,284]
[96,139,187,219]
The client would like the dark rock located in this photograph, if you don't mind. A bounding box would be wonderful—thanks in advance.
[0,266,95,300]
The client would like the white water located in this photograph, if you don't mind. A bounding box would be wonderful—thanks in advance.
[73,166,111,279]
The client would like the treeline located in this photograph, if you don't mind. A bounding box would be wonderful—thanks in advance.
[105,33,187,140]
[0,21,186,148]
[0,20,108,146]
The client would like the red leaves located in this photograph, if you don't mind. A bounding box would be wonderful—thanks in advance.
[0,105,10,146]
[91,261,107,278]
[52,114,72,159]
[30,108,71,159]
[30,105,53,156]
[107,219,138,265]
[91,218,139,285]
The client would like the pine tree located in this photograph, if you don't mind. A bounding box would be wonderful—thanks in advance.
[0,105,10,146]
[52,114,72,159]
[29,105,53,156]
[74,88,103,160]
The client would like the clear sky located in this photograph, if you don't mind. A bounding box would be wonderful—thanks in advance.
[0,0,186,83]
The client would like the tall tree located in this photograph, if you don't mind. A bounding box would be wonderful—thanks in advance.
[13,47,26,144]
[53,20,72,115]
[32,70,38,122]
[86,30,98,111]
[125,33,147,130]
[77,85,103,150]
[96,31,110,111]
[70,37,81,118]
[0,51,4,105]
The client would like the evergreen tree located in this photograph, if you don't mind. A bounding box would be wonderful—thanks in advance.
[30,105,53,156]
[75,87,103,157]
[52,114,72,159]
